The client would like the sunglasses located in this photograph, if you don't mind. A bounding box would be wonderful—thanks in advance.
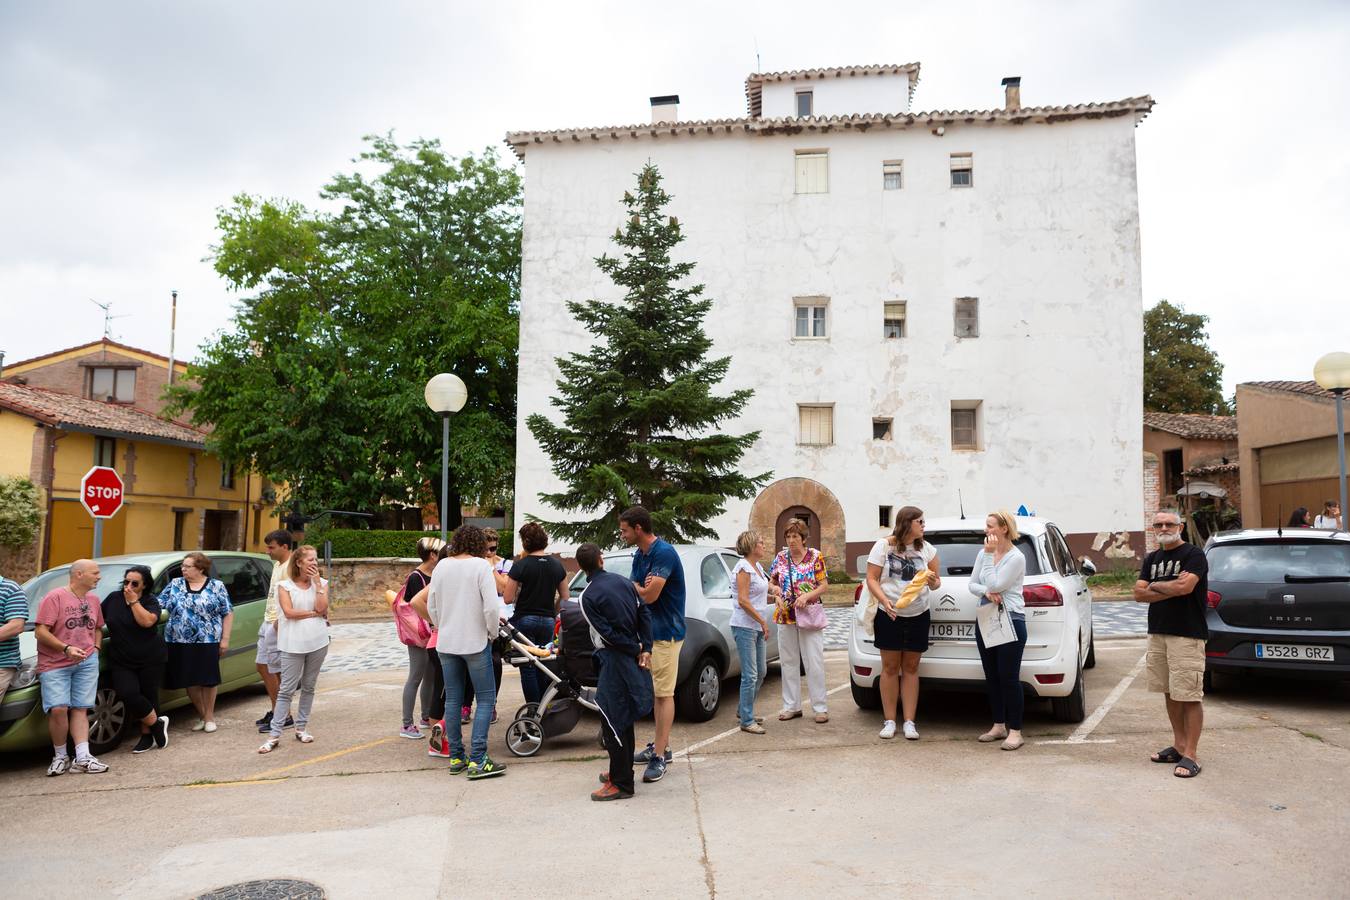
[487,544,499,551]
[1150,522,1181,530]
[122,579,143,587]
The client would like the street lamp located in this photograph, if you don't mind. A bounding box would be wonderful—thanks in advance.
[1313,351,1350,530]
[424,373,468,541]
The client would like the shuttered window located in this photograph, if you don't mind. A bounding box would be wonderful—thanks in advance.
[883,160,903,190]
[954,297,979,338]
[951,404,981,451]
[798,405,834,445]
[795,151,828,194]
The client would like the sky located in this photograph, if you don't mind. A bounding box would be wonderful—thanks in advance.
[2,0,1347,395]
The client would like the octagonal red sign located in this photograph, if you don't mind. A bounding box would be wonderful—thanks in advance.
[81,466,125,519]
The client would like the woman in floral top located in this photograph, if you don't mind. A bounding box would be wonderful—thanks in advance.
[770,519,830,723]
[161,552,234,733]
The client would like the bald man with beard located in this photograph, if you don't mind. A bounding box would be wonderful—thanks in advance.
[35,559,110,775]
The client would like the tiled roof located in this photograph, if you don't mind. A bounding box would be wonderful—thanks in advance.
[1185,462,1239,476]
[504,96,1155,159]
[1241,380,1343,400]
[1143,411,1238,441]
[5,338,187,372]
[744,63,922,117]
[0,382,206,448]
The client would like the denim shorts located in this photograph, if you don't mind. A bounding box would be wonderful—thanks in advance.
[39,652,100,713]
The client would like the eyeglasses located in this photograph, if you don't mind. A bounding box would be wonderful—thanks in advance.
[487,545,499,551]
[122,580,142,587]
[1150,522,1181,530]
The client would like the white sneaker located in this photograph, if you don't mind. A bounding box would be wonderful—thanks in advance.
[46,756,70,777]
[902,720,920,741]
[71,756,109,774]
[191,719,206,732]
[879,720,897,740]
[203,721,218,733]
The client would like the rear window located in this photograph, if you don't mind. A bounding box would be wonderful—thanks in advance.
[23,564,135,626]
[925,533,1043,577]
[1208,541,1350,582]
[569,554,635,597]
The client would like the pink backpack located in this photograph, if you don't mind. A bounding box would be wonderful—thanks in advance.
[390,581,433,648]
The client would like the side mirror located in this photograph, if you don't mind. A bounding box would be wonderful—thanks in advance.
[1078,558,1097,577]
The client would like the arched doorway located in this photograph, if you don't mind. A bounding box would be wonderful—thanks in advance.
[775,505,820,553]
[749,477,847,571]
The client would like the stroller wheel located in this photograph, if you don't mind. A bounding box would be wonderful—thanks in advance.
[515,702,540,721]
[505,716,545,757]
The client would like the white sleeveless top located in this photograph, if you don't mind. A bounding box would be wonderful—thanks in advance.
[277,578,331,654]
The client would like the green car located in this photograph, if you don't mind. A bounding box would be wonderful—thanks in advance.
[0,551,271,755]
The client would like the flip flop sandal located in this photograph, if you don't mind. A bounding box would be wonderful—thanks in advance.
[295,731,315,743]
[257,738,280,754]
[1151,746,1182,764]
[1173,757,1202,778]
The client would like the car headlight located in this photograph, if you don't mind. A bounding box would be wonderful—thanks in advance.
[11,656,37,690]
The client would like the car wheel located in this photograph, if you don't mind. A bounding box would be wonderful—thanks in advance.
[850,680,881,710]
[1051,659,1087,723]
[89,686,129,755]
[1084,633,1097,670]
[676,654,721,723]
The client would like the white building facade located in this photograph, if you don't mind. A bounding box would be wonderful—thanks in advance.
[508,63,1151,568]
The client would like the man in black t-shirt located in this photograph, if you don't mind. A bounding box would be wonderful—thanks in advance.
[1133,509,1209,779]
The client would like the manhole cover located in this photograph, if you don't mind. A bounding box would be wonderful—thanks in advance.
[196,879,325,900]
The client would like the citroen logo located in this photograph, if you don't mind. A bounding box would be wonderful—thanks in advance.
[938,594,958,609]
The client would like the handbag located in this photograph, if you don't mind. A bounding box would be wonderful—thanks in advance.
[390,574,433,648]
[788,549,828,631]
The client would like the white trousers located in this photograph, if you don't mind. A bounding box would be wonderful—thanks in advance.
[779,624,828,714]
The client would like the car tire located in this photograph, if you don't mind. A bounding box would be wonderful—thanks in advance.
[676,654,721,723]
[88,685,130,756]
[1051,659,1087,723]
[1084,633,1097,670]
[850,680,881,710]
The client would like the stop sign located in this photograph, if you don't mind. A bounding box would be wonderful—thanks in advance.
[81,466,125,519]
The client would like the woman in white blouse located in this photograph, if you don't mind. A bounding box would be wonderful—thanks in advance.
[731,531,778,734]
[259,545,330,753]
[968,511,1029,751]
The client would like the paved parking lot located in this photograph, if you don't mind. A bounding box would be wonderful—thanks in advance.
[3,627,1348,898]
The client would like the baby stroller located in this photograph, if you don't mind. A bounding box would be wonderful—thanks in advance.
[500,600,602,757]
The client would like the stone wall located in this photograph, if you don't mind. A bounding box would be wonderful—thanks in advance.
[1142,450,1160,553]
[0,535,41,583]
[325,558,418,613]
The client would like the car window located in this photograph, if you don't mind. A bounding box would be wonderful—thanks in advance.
[925,532,1043,577]
[22,564,138,626]
[701,553,732,599]
[1208,541,1350,582]
[569,554,635,598]
[1046,526,1075,576]
[211,557,269,605]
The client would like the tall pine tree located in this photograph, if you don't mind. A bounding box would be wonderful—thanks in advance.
[526,163,769,547]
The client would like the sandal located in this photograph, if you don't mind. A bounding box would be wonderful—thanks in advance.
[1150,746,1183,764]
[295,731,315,744]
[778,709,802,721]
[1173,757,1202,778]
[257,737,280,754]
[814,713,829,724]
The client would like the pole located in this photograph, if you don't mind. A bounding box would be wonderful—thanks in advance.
[440,412,450,542]
[93,519,104,558]
[167,290,178,386]
[1336,390,1348,531]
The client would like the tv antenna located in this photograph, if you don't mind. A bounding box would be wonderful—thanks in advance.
[90,299,130,340]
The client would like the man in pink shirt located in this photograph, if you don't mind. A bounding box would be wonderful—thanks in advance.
[34,559,109,776]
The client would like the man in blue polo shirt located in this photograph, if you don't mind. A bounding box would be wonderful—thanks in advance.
[620,505,685,783]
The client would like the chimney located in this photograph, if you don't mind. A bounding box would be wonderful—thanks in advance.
[650,94,679,124]
[1001,76,1021,111]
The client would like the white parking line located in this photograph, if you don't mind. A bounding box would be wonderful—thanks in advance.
[1039,652,1147,745]
[360,683,403,691]
[673,682,851,760]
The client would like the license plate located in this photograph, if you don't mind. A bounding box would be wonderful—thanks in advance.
[929,622,976,641]
[1254,643,1334,662]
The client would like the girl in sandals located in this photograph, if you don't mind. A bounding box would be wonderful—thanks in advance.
[259,545,330,753]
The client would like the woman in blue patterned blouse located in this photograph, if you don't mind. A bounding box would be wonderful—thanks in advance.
[161,552,234,733]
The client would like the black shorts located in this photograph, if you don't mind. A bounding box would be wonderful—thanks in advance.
[872,608,930,653]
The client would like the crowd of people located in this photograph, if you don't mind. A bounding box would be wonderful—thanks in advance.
[0,501,1227,788]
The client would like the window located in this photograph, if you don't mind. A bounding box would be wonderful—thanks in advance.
[884,301,906,339]
[94,436,116,468]
[879,505,893,528]
[793,297,828,338]
[700,554,732,599]
[90,367,135,402]
[221,461,236,490]
[872,418,893,440]
[794,150,828,194]
[883,160,903,190]
[172,508,191,552]
[795,90,814,117]
[1048,525,1078,576]
[951,402,982,451]
[950,152,973,188]
[1163,448,1184,495]
[798,405,834,446]
[954,297,979,338]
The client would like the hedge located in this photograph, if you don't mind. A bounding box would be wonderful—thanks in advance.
[310,527,514,560]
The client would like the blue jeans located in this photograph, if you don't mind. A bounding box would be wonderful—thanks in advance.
[512,615,555,704]
[975,615,1029,730]
[39,652,100,713]
[440,644,496,763]
[732,626,766,727]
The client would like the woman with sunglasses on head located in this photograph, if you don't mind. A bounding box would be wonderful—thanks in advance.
[101,565,169,753]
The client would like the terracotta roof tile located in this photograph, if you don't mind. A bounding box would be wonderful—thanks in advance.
[1241,380,1343,400]
[744,63,922,117]
[0,382,206,447]
[1143,411,1238,441]
[504,96,1155,159]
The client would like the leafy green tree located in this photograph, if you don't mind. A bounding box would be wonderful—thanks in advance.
[1143,299,1228,414]
[167,135,521,519]
[527,163,769,547]
[0,476,43,549]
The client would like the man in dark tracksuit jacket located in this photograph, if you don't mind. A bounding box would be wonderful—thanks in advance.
[577,543,653,801]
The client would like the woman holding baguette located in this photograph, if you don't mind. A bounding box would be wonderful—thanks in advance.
[865,506,940,741]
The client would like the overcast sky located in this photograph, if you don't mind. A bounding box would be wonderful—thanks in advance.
[2,0,1346,395]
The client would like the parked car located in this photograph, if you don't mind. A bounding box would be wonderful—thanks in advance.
[1203,528,1350,689]
[848,516,1096,723]
[568,544,780,722]
[0,551,273,755]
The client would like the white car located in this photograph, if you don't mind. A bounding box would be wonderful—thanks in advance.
[848,516,1096,723]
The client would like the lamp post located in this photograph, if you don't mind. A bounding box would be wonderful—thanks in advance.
[1314,351,1350,530]
[424,373,468,542]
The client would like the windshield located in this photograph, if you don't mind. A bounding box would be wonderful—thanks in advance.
[924,533,1043,577]
[569,554,635,597]
[23,564,137,626]
[1208,541,1350,582]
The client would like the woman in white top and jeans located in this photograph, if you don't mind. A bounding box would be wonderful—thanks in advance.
[731,531,778,734]
[259,545,330,753]
[969,510,1029,751]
